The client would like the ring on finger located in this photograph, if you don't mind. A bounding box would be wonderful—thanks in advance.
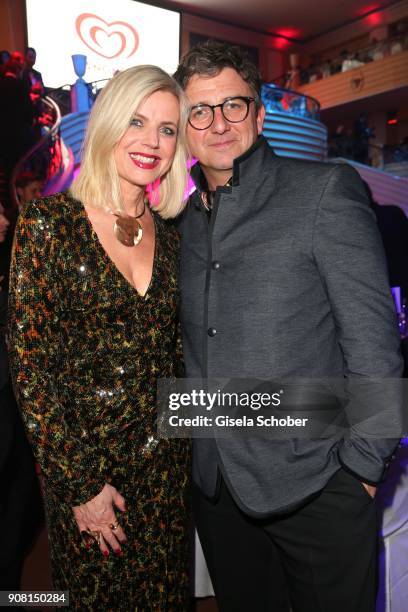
[81,530,94,546]
[90,530,102,545]
[109,522,119,531]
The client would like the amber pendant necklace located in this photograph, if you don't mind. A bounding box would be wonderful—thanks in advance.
[112,198,146,247]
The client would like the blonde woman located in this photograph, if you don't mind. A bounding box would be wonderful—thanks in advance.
[8,66,191,610]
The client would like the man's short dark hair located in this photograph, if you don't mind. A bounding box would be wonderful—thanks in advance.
[174,40,263,108]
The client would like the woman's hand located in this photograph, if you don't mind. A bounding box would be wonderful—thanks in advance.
[73,483,127,556]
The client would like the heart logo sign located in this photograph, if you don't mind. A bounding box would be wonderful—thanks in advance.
[76,13,139,59]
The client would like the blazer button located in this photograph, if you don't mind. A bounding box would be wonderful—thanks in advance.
[212,261,220,270]
[207,327,217,337]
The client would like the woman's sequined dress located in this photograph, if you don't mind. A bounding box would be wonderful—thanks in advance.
[8,193,191,611]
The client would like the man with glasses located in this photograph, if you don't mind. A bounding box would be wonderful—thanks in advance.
[174,41,402,612]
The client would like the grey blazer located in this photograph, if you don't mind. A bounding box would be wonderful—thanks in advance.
[179,136,403,516]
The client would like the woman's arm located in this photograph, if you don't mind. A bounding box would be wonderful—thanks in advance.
[7,200,112,507]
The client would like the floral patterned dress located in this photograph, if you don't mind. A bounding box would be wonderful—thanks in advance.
[7,192,191,611]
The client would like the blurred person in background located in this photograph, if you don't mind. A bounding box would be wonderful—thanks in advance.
[0,56,34,177]
[10,51,24,70]
[363,182,408,299]
[15,171,43,213]
[353,112,374,164]
[21,47,44,102]
[0,50,10,62]
[21,47,45,134]
[0,204,9,244]
[0,50,10,75]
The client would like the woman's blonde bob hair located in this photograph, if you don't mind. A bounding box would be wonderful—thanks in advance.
[70,65,189,219]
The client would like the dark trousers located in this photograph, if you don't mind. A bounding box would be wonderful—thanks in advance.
[194,469,377,612]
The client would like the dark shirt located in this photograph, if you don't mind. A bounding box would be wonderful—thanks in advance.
[0,75,34,169]
[21,67,44,98]
[371,203,408,296]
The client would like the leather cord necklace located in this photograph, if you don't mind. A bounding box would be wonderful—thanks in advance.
[112,198,147,247]
[200,177,232,214]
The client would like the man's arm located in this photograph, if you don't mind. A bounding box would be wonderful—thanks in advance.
[313,163,403,484]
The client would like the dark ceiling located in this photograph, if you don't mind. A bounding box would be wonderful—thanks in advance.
[163,0,402,42]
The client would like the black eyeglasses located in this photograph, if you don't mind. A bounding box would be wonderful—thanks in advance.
[188,96,255,130]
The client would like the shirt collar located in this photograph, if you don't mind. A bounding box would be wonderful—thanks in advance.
[190,135,272,193]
